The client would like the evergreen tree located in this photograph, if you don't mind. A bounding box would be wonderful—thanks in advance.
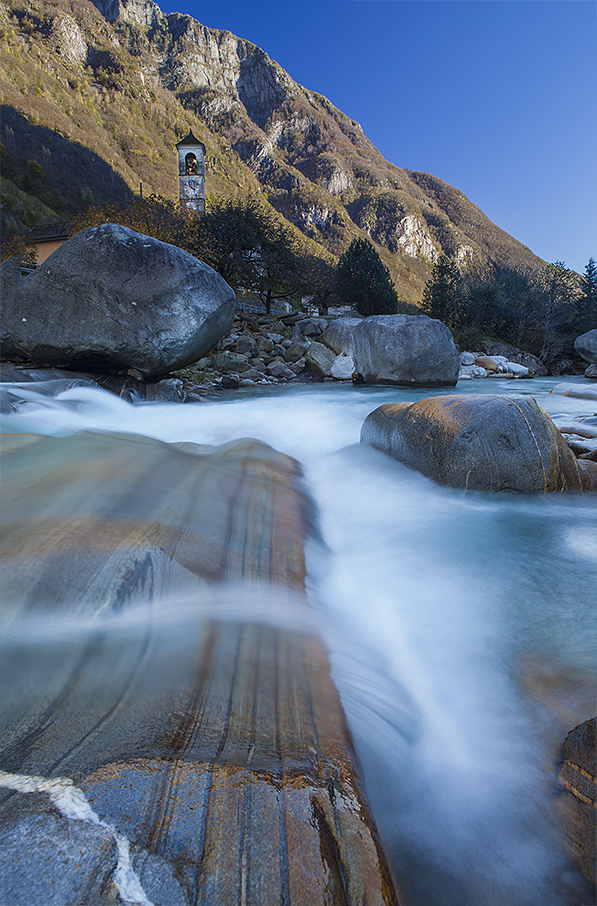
[336,239,398,316]
[574,256,597,333]
[421,256,463,327]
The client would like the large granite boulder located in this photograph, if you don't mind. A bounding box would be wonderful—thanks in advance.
[352,314,459,386]
[361,394,597,492]
[557,716,596,887]
[0,224,236,377]
[320,317,362,356]
[574,329,597,364]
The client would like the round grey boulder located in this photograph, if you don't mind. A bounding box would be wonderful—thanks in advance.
[320,318,362,356]
[0,224,236,377]
[574,330,597,364]
[352,314,459,386]
[361,394,595,492]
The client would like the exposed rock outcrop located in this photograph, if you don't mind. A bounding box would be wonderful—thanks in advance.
[0,430,399,905]
[0,224,236,377]
[361,394,597,492]
[352,315,459,386]
[557,716,596,888]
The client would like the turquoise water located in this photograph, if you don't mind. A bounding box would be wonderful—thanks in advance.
[1,376,596,905]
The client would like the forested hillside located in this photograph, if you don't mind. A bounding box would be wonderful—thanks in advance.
[1,0,547,302]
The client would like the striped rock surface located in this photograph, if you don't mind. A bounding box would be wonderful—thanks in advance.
[557,716,596,888]
[0,431,398,906]
[361,394,597,493]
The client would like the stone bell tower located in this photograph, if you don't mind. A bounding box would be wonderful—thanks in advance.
[176,131,205,216]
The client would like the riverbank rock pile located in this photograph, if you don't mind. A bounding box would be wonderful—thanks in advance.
[182,312,460,389]
[0,431,399,906]
[361,394,597,493]
[457,346,547,380]
[557,716,596,887]
[0,224,236,377]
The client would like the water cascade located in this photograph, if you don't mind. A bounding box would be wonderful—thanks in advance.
[1,377,595,905]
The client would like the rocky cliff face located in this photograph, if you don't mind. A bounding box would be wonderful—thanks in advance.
[0,0,545,301]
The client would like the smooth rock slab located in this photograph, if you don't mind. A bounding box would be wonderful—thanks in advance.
[361,394,596,492]
[0,429,398,906]
[557,716,596,887]
[353,314,459,386]
[551,382,597,401]
[0,224,236,377]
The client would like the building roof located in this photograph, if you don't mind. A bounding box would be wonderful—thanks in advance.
[176,130,205,150]
[28,221,71,242]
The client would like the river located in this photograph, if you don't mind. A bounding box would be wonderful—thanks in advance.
[1,376,596,905]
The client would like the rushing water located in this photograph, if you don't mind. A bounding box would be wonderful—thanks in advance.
[1,376,596,906]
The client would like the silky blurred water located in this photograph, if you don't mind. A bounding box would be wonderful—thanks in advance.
[1,376,596,905]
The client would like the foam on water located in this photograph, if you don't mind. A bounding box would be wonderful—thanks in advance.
[1,377,596,905]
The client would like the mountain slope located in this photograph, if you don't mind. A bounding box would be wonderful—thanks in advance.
[0,0,545,302]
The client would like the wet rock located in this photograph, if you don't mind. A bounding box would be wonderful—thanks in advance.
[305,341,336,380]
[320,318,362,356]
[558,716,596,887]
[353,314,459,386]
[0,431,399,905]
[0,225,236,377]
[147,378,186,402]
[361,394,596,493]
[551,382,597,402]
[574,330,597,364]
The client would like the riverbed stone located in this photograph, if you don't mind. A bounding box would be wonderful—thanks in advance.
[320,318,362,356]
[584,364,597,379]
[305,341,336,379]
[459,352,476,366]
[212,352,251,374]
[551,382,597,402]
[331,353,355,380]
[361,394,595,492]
[557,716,596,887]
[0,225,236,377]
[352,315,459,386]
[574,330,597,364]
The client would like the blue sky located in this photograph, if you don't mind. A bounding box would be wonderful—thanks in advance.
[164,0,596,274]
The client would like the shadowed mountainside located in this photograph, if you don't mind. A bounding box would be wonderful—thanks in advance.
[0,0,545,302]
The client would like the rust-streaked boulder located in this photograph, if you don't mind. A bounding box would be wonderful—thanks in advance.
[361,394,595,492]
[0,430,399,906]
[557,716,596,887]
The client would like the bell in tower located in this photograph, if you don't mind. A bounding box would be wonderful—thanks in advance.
[176,131,205,216]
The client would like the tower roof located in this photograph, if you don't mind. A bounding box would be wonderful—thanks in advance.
[176,130,205,150]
